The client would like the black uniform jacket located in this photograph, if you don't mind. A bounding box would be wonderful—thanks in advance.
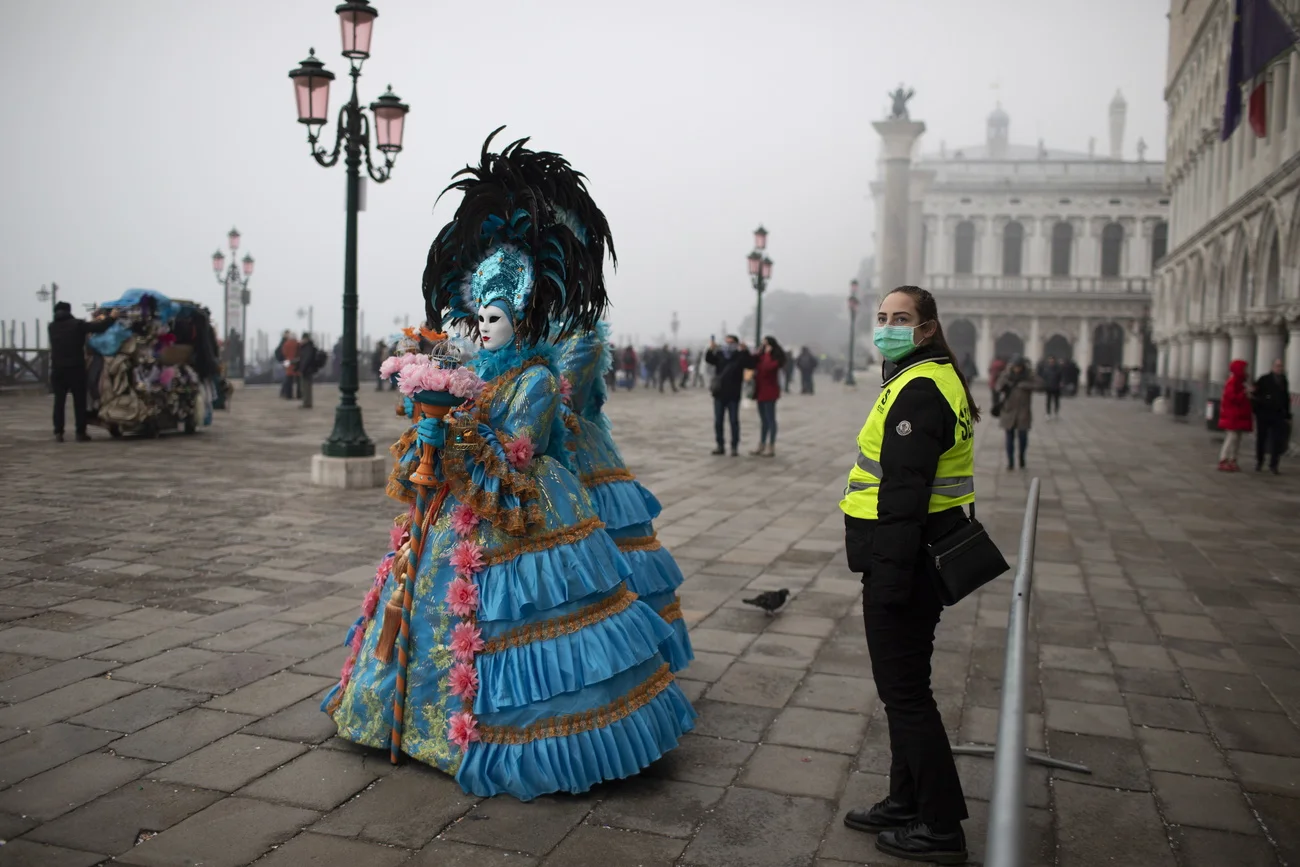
[845,345,968,607]
[48,311,115,371]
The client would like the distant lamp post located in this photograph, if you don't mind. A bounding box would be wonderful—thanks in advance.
[36,282,58,314]
[846,279,861,386]
[211,227,253,378]
[297,306,315,337]
[747,225,772,347]
[670,311,680,346]
[288,0,410,461]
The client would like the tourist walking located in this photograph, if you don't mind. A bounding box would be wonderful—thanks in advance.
[751,336,786,456]
[373,339,389,390]
[783,351,795,394]
[987,356,1006,406]
[620,345,637,390]
[48,301,118,442]
[691,349,706,388]
[1217,359,1253,471]
[840,285,973,864]
[705,336,752,456]
[657,344,678,393]
[275,330,300,400]
[1042,356,1063,419]
[796,346,819,394]
[996,358,1040,470]
[1252,358,1291,474]
[297,333,321,409]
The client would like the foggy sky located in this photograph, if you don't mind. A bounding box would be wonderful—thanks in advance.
[1,0,1168,348]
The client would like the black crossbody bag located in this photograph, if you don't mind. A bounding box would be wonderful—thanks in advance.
[924,505,1009,606]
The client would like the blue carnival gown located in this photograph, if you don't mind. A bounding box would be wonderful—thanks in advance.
[323,343,695,800]
[555,328,694,671]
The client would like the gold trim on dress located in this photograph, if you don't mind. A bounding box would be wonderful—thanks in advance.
[658,598,683,625]
[481,586,638,654]
[477,663,675,745]
[615,534,661,554]
[480,516,605,567]
[581,467,636,487]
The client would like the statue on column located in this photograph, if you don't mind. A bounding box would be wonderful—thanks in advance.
[887,85,914,120]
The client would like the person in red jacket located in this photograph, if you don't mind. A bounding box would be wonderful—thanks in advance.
[1218,358,1254,472]
[751,335,787,457]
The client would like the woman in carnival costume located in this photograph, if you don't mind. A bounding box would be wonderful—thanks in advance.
[323,129,695,800]
[554,323,694,672]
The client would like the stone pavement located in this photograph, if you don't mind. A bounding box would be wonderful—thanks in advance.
[0,379,1298,867]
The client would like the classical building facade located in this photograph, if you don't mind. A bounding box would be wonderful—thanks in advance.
[1154,0,1300,412]
[872,100,1168,379]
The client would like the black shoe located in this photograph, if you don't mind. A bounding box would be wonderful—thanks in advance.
[844,796,918,833]
[730,447,739,457]
[75,432,92,442]
[55,433,64,443]
[1257,463,1264,472]
[712,447,726,455]
[875,821,968,865]
[1271,466,1281,475]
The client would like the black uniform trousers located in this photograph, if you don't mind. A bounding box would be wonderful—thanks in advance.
[1256,414,1289,470]
[51,366,88,436]
[853,519,968,827]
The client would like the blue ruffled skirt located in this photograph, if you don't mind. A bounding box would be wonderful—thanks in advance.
[322,452,695,800]
[571,416,694,671]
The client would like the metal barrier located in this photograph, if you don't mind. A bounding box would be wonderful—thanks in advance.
[951,478,1090,866]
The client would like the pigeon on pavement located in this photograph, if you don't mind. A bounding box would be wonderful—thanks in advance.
[742,588,790,616]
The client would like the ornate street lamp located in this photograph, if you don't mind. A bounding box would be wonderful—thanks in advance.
[846,279,860,386]
[747,226,772,347]
[211,227,253,378]
[35,282,58,314]
[288,0,410,460]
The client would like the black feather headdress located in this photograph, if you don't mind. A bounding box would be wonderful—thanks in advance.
[422,127,615,346]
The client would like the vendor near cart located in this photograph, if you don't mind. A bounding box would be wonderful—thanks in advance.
[49,301,119,442]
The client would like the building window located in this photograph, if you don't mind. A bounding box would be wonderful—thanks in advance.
[1101,222,1124,277]
[1151,221,1169,268]
[1051,221,1073,276]
[954,221,975,274]
[1002,221,1024,276]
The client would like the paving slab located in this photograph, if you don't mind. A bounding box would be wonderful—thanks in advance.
[680,786,833,867]
[408,838,538,867]
[204,670,336,716]
[0,840,106,867]
[0,722,121,787]
[541,823,686,867]
[441,793,593,855]
[113,707,256,762]
[312,765,477,848]
[0,752,158,821]
[23,780,225,856]
[0,657,117,703]
[115,796,318,867]
[738,743,851,799]
[149,732,308,792]
[69,685,209,733]
[238,746,387,809]
[1150,771,1259,834]
[0,676,144,729]
[1054,780,1178,867]
[0,625,120,659]
[588,776,725,838]
[250,831,413,867]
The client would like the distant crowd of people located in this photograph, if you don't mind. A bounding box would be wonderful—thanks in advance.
[273,330,325,409]
[1216,357,1291,474]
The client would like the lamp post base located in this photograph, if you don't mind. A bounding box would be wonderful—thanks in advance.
[311,453,387,489]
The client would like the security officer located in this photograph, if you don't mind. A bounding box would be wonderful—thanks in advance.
[840,285,978,865]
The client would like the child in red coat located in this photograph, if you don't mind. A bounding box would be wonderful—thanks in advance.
[1218,359,1253,472]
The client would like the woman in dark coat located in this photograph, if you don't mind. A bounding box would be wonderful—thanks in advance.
[751,336,786,457]
[995,358,1041,470]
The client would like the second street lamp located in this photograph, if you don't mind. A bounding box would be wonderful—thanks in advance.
[211,227,253,379]
[289,0,410,463]
[846,279,860,386]
[747,226,772,347]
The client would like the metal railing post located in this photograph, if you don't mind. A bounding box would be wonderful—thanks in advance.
[984,478,1040,867]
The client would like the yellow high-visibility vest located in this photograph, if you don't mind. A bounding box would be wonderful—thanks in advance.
[840,360,975,519]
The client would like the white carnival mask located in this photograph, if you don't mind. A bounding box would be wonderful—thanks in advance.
[478,303,515,351]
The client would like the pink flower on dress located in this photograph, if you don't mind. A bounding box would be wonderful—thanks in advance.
[388,524,405,551]
[504,436,535,470]
[559,375,574,400]
[339,655,356,686]
[450,504,479,538]
[449,540,485,577]
[445,578,480,618]
[349,624,365,654]
[361,586,381,619]
[448,662,479,700]
[450,622,485,662]
[447,710,480,750]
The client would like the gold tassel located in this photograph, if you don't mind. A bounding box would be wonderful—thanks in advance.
[373,599,402,663]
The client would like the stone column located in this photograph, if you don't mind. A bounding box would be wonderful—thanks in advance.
[1228,322,1256,373]
[1190,330,1211,387]
[1077,317,1094,368]
[1123,322,1144,369]
[1287,313,1300,403]
[978,315,994,379]
[1253,319,1287,380]
[1028,316,1042,362]
[1209,329,1231,393]
[1157,339,1171,390]
[906,169,934,285]
[1173,334,1191,388]
[873,118,927,298]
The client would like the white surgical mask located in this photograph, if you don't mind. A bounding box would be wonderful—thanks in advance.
[477,303,515,351]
